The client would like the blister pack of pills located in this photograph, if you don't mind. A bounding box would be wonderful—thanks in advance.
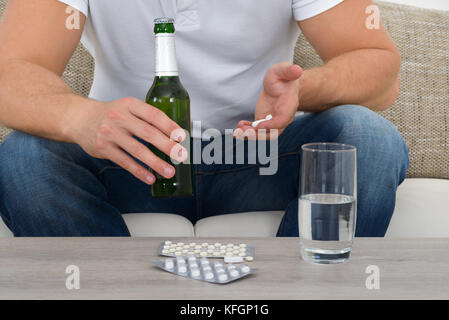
[153,256,257,284]
[158,241,255,260]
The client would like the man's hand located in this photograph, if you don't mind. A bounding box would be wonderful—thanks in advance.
[68,97,188,185]
[235,63,302,139]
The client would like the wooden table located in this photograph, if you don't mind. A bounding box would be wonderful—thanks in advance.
[0,237,448,299]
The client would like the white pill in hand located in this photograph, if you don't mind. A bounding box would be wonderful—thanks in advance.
[224,256,244,263]
[252,114,273,128]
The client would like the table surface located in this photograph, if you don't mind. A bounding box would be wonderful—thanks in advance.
[0,237,448,300]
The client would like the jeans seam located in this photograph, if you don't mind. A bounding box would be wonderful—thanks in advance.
[95,165,121,177]
[277,212,287,237]
[94,166,120,199]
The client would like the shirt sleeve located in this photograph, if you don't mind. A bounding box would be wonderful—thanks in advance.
[292,0,344,21]
[57,0,88,16]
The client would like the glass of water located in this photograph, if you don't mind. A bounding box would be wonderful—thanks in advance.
[299,143,357,264]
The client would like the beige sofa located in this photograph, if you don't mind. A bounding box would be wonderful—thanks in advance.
[0,1,448,238]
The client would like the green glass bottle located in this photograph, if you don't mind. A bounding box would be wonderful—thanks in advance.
[145,18,193,198]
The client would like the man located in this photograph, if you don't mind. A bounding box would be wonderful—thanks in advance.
[0,0,408,236]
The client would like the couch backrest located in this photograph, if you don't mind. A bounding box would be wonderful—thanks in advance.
[0,0,448,179]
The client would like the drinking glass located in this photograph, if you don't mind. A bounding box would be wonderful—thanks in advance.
[299,143,357,264]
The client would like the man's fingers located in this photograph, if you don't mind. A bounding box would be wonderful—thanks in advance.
[106,146,156,185]
[233,125,280,140]
[125,116,188,163]
[128,101,185,142]
[237,120,252,128]
[233,126,257,140]
[113,130,176,179]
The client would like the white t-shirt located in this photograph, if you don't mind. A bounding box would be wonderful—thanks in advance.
[58,0,343,133]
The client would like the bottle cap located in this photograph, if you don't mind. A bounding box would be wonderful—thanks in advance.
[154,17,175,24]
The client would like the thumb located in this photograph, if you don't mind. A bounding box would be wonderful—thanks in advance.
[272,63,303,81]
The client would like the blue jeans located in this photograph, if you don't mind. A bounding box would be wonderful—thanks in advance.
[0,105,409,237]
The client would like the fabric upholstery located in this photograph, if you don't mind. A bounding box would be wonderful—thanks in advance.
[0,0,448,180]
[386,178,449,238]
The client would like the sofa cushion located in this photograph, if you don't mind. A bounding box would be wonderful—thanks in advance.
[0,178,448,237]
[123,213,194,237]
[194,211,285,238]
[0,213,194,238]
[386,178,449,238]
[194,178,449,238]
[0,216,12,237]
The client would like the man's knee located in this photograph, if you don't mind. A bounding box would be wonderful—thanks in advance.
[0,131,106,235]
[1,131,91,173]
[0,131,94,202]
[322,105,409,179]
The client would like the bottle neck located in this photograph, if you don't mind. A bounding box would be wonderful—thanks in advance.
[154,33,179,77]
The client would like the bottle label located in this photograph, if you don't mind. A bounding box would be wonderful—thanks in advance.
[155,33,179,77]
